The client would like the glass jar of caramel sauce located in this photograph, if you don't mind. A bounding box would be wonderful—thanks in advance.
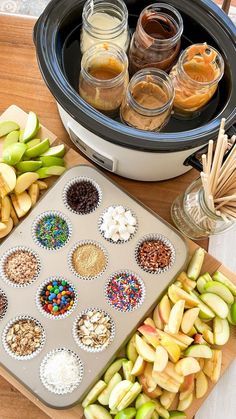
[129,3,183,75]
[79,43,129,116]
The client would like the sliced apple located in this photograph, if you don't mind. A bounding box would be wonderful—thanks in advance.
[168,300,185,335]
[188,326,197,337]
[138,374,162,399]
[21,111,39,142]
[160,390,176,410]
[213,317,230,346]
[41,144,66,157]
[82,380,107,407]
[177,272,196,292]
[25,138,50,158]
[138,325,160,348]
[9,201,19,226]
[151,411,159,419]
[153,345,168,372]
[181,307,200,334]
[26,138,41,149]
[169,411,186,419]
[158,330,188,351]
[168,285,198,308]
[11,192,31,218]
[189,291,215,320]
[194,317,212,334]
[109,380,133,410]
[185,344,212,358]
[187,248,205,280]
[202,330,214,345]
[135,393,151,409]
[203,350,222,383]
[143,363,158,392]
[126,336,138,363]
[117,382,142,411]
[197,273,211,294]
[154,400,170,419]
[15,172,39,194]
[28,183,40,206]
[136,401,156,419]
[161,339,181,363]
[40,156,65,167]
[195,370,208,399]
[0,163,17,198]
[1,195,11,222]
[0,121,19,137]
[0,218,13,238]
[194,333,207,345]
[200,293,228,319]
[175,358,200,376]
[36,165,66,178]
[114,407,136,419]
[2,143,26,165]
[153,304,164,330]
[84,404,112,419]
[98,373,122,406]
[16,160,42,172]
[122,360,135,383]
[230,302,236,324]
[104,358,127,384]
[135,335,156,362]
[212,271,236,296]
[204,281,234,304]
[177,392,193,411]
[131,355,145,376]
[159,295,171,324]
[144,318,156,329]
[36,180,48,190]
[179,373,194,394]
[152,370,180,393]
[163,329,194,347]
[3,130,19,149]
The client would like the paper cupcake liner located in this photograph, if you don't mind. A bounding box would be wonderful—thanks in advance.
[0,246,41,288]
[62,176,102,215]
[105,270,145,313]
[68,240,108,281]
[0,289,8,320]
[98,205,138,244]
[39,347,84,395]
[72,307,115,353]
[135,233,176,274]
[32,210,72,251]
[36,276,78,320]
[2,315,45,361]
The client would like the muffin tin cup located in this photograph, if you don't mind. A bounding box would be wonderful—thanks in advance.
[36,277,78,320]
[62,176,102,215]
[98,205,138,244]
[68,240,108,281]
[72,307,115,353]
[0,289,8,320]
[32,210,72,251]
[2,315,46,361]
[39,347,84,395]
[105,270,146,313]
[135,233,176,274]
[0,246,41,288]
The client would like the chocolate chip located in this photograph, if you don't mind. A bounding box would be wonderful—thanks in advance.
[66,181,99,214]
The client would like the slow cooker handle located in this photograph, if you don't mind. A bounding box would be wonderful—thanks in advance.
[184,125,236,172]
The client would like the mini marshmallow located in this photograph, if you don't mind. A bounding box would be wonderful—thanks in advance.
[101,206,136,242]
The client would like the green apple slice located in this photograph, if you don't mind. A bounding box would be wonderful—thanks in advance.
[16,161,42,172]
[82,380,107,408]
[21,112,39,142]
[41,144,66,157]
[3,130,19,149]
[213,317,230,345]
[0,121,20,137]
[200,293,229,319]
[185,344,212,358]
[0,163,17,198]
[117,382,142,411]
[230,302,236,324]
[25,138,50,158]
[212,271,236,296]
[98,373,122,406]
[204,281,234,304]
[151,412,159,419]
[109,380,133,410]
[189,291,215,320]
[36,165,66,178]
[122,360,135,382]
[3,143,27,165]
[114,407,136,419]
[187,248,205,280]
[135,394,151,410]
[84,404,112,419]
[126,335,138,363]
[104,358,127,384]
[26,138,41,149]
[136,401,156,419]
[169,411,186,419]
[39,156,65,167]
[197,273,212,294]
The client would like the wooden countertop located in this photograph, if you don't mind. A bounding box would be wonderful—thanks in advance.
[0,14,207,419]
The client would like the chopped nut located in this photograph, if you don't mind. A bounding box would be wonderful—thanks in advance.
[5,319,43,356]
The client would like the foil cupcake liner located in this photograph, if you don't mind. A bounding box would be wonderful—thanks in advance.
[135,233,176,274]
[36,276,78,320]
[2,315,45,361]
[32,210,72,251]
[39,347,84,394]
[72,307,115,353]
[0,288,8,320]
[98,205,138,244]
[105,270,146,313]
[62,176,102,215]
[68,240,108,281]
[0,246,41,288]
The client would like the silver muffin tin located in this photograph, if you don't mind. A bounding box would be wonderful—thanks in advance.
[0,165,188,409]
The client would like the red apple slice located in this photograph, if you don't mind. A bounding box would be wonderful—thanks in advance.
[195,370,208,399]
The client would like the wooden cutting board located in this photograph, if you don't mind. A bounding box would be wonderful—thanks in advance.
[0,106,235,419]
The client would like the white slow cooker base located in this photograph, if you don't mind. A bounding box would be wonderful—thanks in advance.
[58,104,202,181]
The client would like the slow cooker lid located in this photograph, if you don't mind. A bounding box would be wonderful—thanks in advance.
[34,0,236,152]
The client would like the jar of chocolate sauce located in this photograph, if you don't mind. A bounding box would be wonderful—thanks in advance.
[129,3,183,75]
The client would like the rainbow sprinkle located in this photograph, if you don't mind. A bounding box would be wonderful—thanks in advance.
[106,272,144,312]
[35,214,70,250]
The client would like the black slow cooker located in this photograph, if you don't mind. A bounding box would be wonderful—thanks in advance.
[34,0,236,181]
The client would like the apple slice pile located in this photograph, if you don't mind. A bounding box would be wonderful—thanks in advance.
[0,112,66,238]
[82,248,236,419]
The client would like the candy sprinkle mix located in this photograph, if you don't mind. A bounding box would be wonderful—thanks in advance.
[39,278,76,317]
[34,214,70,250]
[106,272,144,312]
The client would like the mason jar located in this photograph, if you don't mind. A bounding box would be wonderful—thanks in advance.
[170,43,224,118]
[120,68,174,131]
[79,42,129,116]
[129,3,183,75]
[171,178,234,240]
[81,0,130,54]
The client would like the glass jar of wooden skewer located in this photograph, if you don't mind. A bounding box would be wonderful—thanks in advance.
[171,118,236,240]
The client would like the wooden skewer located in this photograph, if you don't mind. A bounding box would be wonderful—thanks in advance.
[221,207,236,219]
[214,194,236,203]
[206,140,213,174]
[211,135,228,195]
[202,154,207,174]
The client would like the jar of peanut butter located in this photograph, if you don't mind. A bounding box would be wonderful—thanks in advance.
[170,43,224,118]
[120,68,174,131]
[79,43,129,116]
[129,3,183,75]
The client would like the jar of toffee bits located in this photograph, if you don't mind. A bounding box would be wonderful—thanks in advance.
[129,3,183,75]
[79,42,129,116]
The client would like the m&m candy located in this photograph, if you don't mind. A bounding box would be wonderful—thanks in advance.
[39,278,76,316]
